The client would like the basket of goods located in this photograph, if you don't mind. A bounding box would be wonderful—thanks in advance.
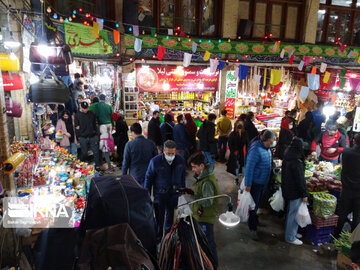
[313,193,337,219]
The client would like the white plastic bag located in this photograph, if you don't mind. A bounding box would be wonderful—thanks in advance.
[240,178,245,191]
[296,202,312,228]
[269,188,284,212]
[235,191,256,223]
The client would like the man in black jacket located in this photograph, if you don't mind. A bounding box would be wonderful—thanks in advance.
[75,102,100,169]
[281,137,308,245]
[197,113,217,169]
[335,134,360,237]
[147,111,162,153]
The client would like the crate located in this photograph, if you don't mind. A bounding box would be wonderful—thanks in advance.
[306,225,334,246]
[310,211,339,229]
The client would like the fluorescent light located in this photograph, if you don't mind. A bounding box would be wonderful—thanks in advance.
[4,39,21,49]
[323,104,336,119]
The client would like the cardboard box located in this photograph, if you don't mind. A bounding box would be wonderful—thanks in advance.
[337,253,353,270]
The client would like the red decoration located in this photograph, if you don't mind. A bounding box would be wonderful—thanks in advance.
[157,45,166,60]
[113,30,120,44]
[289,55,294,64]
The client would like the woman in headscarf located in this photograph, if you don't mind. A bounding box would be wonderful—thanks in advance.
[244,112,259,142]
[56,110,77,156]
[298,111,317,156]
[277,115,296,159]
[185,113,198,154]
[113,114,129,166]
[227,119,249,185]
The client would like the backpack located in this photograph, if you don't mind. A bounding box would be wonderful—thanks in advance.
[101,132,115,152]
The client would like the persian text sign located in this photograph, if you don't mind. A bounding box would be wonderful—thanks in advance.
[136,66,219,92]
[225,71,238,119]
[64,22,113,55]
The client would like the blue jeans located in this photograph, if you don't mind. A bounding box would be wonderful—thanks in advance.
[285,198,302,242]
[248,183,266,231]
[202,151,215,169]
[78,136,100,166]
[153,194,178,243]
[217,136,228,160]
[64,142,77,157]
[199,222,218,268]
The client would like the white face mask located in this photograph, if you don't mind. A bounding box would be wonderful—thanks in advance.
[289,124,293,130]
[183,120,187,125]
[165,154,175,162]
[271,141,277,148]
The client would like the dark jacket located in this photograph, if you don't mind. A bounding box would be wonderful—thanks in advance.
[244,140,272,186]
[122,136,158,186]
[197,120,217,154]
[226,131,249,175]
[114,118,129,146]
[74,111,97,138]
[281,143,308,200]
[173,123,191,151]
[160,121,175,142]
[311,131,347,161]
[245,119,259,142]
[341,146,360,194]
[277,118,296,160]
[144,154,186,202]
[298,112,317,143]
[147,117,162,146]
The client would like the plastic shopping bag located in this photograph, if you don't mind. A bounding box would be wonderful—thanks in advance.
[235,191,256,223]
[269,188,284,212]
[240,177,245,191]
[295,202,312,228]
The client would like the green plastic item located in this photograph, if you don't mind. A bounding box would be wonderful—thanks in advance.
[194,118,203,128]
[160,114,164,124]
[313,193,337,219]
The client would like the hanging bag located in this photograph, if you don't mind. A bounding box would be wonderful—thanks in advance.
[29,65,70,104]
[269,188,285,212]
[235,191,255,223]
[295,202,312,228]
[5,97,23,118]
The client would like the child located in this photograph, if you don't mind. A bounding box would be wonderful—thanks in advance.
[99,124,114,172]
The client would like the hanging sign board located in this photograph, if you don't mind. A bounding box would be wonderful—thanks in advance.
[64,22,113,55]
[353,107,360,132]
[224,71,238,119]
[136,66,219,92]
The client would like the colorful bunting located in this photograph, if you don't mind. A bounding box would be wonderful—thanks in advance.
[263,69,267,87]
[320,63,327,73]
[280,49,285,59]
[288,48,294,56]
[133,25,139,36]
[304,56,310,66]
[340,78,347,89]
[210,59,219,73]
[341,44,346,53]
[203,51,211,61]
[323,72,331,83]
[254,74,262,84]
[157,45,166,60]
[96,18,103,30]
[311,66,317,74]
[347,50,353,58]
[134,38,142,53]
[168,29,173,36]
[93,21,99,36]
[289,55,294,64]
[239,65,249,80]
[307,73,320,90]
[339,69,347,78]
[218,60,226,70]
[350,78,360,91]
[183,53,192,67]
[299,86,309,99]
[192,42,197,53]
[298,61,304,71]
[270,69,282,85]
[113,30,120,44]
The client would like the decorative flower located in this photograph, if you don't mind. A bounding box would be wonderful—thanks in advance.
[200,42,215,50]
[143,37,158,46]
[252,44,265,53]
[182,40,193,49]
[299,46,310,54]
[125,36,135,46]
[162,38,178,47]
[236,43,248,53]
[312,47,323,55]
[218,43,231,52]
[325,48,335,56]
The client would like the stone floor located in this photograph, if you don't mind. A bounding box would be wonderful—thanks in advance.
[111,161,338,270]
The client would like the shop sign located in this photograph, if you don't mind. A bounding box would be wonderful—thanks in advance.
[64,22,113,55]
[353,107,360,132]
[136,66,219,92]
[225,71,238,119]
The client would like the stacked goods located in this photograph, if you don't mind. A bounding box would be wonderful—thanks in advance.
[315,161,334,172]
[313,193,337,219]
[306,225,334,246]
[310,211,339,229]
[306,172,328,192]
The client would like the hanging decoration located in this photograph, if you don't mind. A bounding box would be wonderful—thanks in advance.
[347,50,353,58]
[323,72,331,83]
[350,78,360,91]
[298,61,304,71]
[320,63,327,73]
[134,38,142,53]
[307,73,320,90]
[238,65,249,80]
[133,25,139,36]
[218,60,226,70]
[168,29,173,36]
[92,21,99,36]
[263,69,267,88]
[157,45,166,60]
[203,51,211,61]
[270,69,282,85]
[95,18,103,30]
[280,49,285,59]
[254,74,261,84]
[340,44,346,53]
[183,52,192,67]
[192,42,197,53]
[299,86,310,99]
[311,66,317,74]
[304,56,310,66]
[113,30,120,44]
[289,55,294,64]
[339,70,347,89]
[210,58,219,73]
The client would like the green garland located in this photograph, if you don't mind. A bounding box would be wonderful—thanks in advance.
[125,34,360,59]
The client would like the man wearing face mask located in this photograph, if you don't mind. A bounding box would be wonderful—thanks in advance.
[144,140,186,243]
[244,129,276,241]
[311,121,347,163]
[277,110,297,160]
[173,114,191,159]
